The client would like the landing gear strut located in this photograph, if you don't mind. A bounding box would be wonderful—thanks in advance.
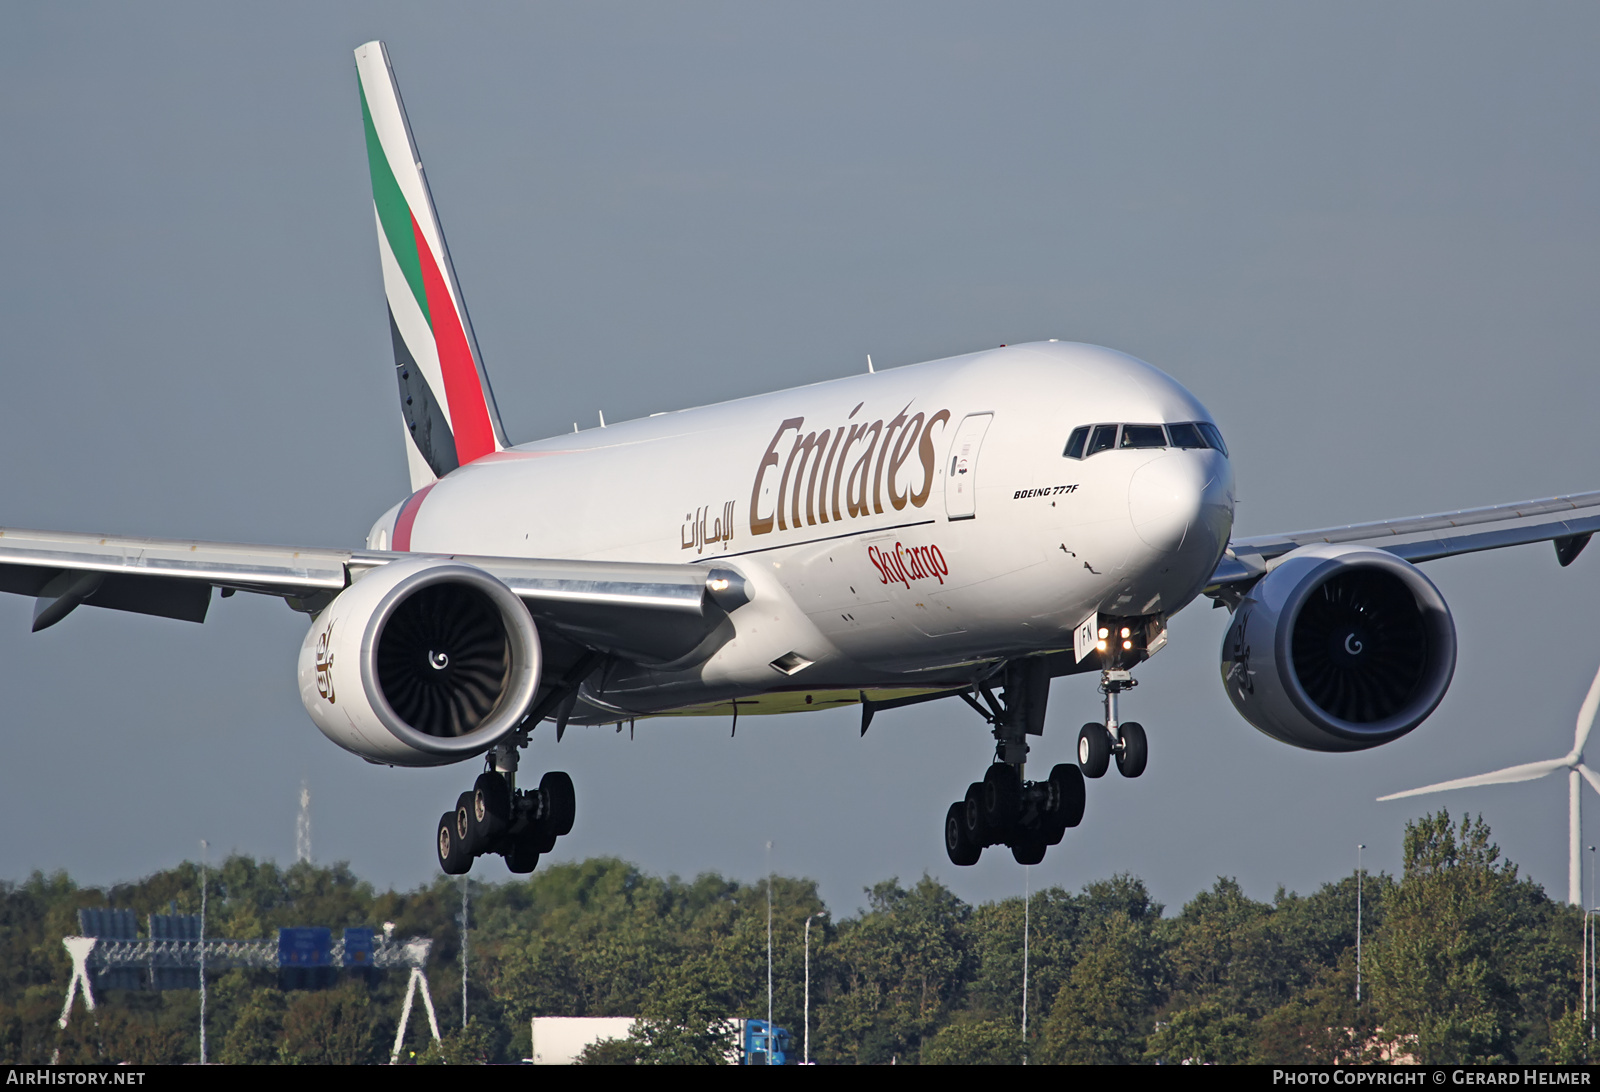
[943,659,1086,866]
[435,742,576,876]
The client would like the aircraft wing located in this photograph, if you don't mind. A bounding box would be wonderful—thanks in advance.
[0,527,743,665]
[1206,490,1600,594]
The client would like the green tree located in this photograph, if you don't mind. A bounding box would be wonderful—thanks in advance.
[819,876,970,1063]
[628,954,741,1064]
[1546,1007,1594,1064]
[278,982,384,1064]
[1039,908,1164,1063]
[964,887,1078,1031]
[417,1019,495,1064]
[576,1036,639,1064]
[921,1018,1021,1064]
[218,987,286,1064]
[1367,811,1575,1063]
[1164,879,1281,1013]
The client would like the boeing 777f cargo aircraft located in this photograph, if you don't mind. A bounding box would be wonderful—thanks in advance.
[3,42,1598,875]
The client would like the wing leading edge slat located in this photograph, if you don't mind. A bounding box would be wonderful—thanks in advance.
[0,527,743,665]
[1207,491,1600,595]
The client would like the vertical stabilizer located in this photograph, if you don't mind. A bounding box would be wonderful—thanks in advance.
[354,41,508,490]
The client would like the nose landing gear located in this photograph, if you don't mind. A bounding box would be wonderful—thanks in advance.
[434,743,576,876]
[1079,670,1148,779]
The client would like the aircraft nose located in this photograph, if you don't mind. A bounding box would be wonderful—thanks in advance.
[1127,453,1223,553]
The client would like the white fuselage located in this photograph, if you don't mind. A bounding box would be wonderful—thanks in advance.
[372,341,1236,720]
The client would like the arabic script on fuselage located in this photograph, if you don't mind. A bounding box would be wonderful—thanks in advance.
[681,502,736,554]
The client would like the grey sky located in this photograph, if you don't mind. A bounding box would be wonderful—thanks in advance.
[3,4,1599,916]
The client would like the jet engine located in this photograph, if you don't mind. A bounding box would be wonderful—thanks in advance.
[297,558,542,766]
[1219,544,1455,752]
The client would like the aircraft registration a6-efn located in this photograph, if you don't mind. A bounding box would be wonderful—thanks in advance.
[5,41,1600,874]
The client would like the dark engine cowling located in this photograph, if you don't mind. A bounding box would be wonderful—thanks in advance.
[1220,544,1456,752]
[297,558,543,766]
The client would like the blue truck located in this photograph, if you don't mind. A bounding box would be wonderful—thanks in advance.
[739,1019,792,1065]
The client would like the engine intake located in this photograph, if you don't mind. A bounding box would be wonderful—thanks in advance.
[298,558,542,766]
[1220,544,1455,752]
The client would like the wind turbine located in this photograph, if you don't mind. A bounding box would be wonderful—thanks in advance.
[1378,661,1600,906]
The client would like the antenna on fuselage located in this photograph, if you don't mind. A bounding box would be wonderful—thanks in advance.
[866,354,874,374]
[598,410,606,428]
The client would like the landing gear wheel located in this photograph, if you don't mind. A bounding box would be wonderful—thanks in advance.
[472,772,511,846]
[532,816,558,854]
[944,802,981,866]
[1078,723,1112,778]
[1045,763,1085,845]
[504,828,542,874]
[542,771,576,836]
[962,782,988,846]
[436,812,472,875]
[1010,836,1046,866]
[981,764,1021,837]
[455,791,483,855]
[1116,721,1148,778]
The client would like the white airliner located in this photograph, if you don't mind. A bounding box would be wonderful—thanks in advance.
[4,42,1598,874]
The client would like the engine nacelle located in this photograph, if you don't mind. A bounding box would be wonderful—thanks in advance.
[1220,544,1456,752]
[297,558,542,767]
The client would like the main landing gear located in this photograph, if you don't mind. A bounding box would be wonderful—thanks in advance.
[944,761,1086,866]
[942,659,1150,867]
[435,744,575,876]
[943,659,1087,866]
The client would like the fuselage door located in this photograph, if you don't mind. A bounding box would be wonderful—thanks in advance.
[944,412,993,521]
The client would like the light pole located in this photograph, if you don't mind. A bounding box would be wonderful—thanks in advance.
[1586,906,1600,1043]
[765,840,773,1060]
[199,839,208,1065]
[1587,906,1595,1042]
[1588,845,1596,1039]
[804,912,819,1065]
[1022,865,1030,1064]
[1356,844,1365,1006]
[460,877,469,1028]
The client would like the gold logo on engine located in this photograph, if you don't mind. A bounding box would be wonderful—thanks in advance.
[315,620,336,703]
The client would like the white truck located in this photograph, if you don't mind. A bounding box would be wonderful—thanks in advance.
[527,1016,794,1064]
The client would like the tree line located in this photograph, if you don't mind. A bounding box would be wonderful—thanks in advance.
[0,810,1588,1064]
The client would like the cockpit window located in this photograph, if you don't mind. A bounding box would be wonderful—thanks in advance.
[1087,424,1119,455]
[1064,420,1229,460]
[1119,424,1166,449]
[1167,422,1205,449]
[1063,426,1089,459]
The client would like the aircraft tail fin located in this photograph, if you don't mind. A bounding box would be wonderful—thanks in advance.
[354,41,508,491]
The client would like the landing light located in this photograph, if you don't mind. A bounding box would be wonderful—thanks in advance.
[1098,627,1109,639]
[708,578,730,591]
